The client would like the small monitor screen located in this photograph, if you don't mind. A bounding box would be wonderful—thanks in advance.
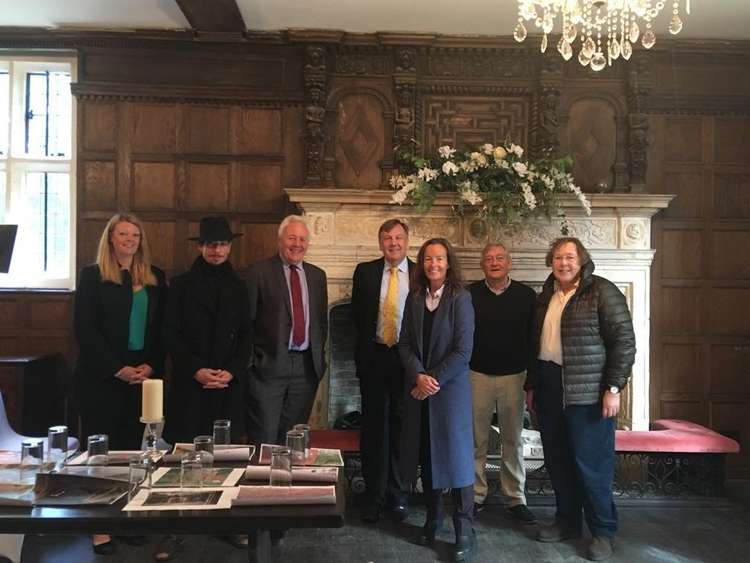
[0,225,18,274]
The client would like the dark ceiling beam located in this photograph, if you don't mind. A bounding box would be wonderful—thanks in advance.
[175,0,246,32]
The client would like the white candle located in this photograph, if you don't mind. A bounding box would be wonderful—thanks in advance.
[142,379,163,422]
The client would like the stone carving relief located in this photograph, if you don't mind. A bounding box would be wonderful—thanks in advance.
[393,81,416,150]
[395,48,417,73]
[421,96,529,152]
[566,98,617,191]
[621,218,649,249]
[308,213,334,246]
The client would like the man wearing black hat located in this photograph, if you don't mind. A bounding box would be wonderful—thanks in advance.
[162,217,253,445]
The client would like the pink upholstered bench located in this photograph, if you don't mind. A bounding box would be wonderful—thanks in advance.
[615,419,740,453]
[309,429,360,452]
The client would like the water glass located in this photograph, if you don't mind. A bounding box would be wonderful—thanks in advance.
[212,419,231,445]
[87,434,109,465]
[269,446,292,487]
[181,451,204,488]
[286,430,306,466]
[128,453,152,499]
[293,423,311,458]
[193,435,214,467]
[47,425,68,469]
[20,439,44,482]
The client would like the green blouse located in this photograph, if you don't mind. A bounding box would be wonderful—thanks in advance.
[127,288,148,351]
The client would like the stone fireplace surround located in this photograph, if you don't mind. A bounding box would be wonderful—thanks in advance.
[287,188,673,432]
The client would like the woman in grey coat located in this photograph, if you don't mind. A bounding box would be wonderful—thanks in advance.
[398,238,476,562]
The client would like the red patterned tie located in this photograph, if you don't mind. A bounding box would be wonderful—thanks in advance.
[290,265,306,347]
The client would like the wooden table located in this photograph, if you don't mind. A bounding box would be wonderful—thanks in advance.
[0,473,346,563]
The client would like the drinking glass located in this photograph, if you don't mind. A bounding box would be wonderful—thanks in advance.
[47,425,68,470]
[193,435,214,467]
[293,423,311,458]
[286,430,305,466]
[269,446,292,487]
[212,419,231,446]
[128,453,152,499]
[86,434,109,466]
[181,451,204,488]
[20,439,44,482]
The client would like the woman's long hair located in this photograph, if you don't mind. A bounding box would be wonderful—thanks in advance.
[96,213,157,287]
[411,237,463,296]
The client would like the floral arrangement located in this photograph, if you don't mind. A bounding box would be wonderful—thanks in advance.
[390,142,591,232]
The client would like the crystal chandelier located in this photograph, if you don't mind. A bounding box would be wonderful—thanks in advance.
[513,1,691,71]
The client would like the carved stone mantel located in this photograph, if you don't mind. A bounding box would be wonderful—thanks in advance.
[287,188,674,431]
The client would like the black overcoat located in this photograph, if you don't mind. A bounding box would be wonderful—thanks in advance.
[163,257,252,443]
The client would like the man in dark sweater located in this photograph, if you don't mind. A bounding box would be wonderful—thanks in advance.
[469,243,537,523]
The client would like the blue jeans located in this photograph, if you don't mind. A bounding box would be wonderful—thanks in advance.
[535,360,617,538]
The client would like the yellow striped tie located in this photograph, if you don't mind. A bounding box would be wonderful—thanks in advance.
[382,266,399,347]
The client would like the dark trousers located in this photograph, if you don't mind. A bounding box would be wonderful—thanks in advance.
[535,360,618,538]
[247,350,319,446]
[359,343,407,507]
[420,400,474,538]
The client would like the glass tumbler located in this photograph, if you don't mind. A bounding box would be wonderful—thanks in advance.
[47,425,68,470]
[20,439,44,482]
[193,435,214,467]
[269,446,292,487]
[293,423,311,458]
[212,419,231,446]
[181,451,204,488]
[87,434,109,465]
[128,453,152,499]
[286,430,306,466]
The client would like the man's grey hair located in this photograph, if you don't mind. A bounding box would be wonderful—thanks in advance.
[278,214,309,239]
[481,242,511,259]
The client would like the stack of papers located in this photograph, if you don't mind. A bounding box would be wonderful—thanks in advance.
[244,465,338,483]
[232,485,336,506]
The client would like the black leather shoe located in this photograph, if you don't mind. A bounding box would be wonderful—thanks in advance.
[417,521,443,546]
[389,504,409,522]
[453,531,477,562]
[362,504,382,523]
[92,540,116,556]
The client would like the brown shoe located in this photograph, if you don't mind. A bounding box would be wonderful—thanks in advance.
[536,522,582,543]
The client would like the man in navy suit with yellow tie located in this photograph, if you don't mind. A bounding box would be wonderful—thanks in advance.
[351,218,414,523]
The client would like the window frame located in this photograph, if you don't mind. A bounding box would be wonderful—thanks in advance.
[0,55,77,290]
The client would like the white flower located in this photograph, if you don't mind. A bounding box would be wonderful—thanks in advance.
[569,183,592,215]
[493,146,507,161]
[541,174,555,190]
[510,143,524,157]
[391,189,408,204]
[460,160,477,173]
[438,145,456,159]
[442,161,459,175]
[481,143,494,155]
[417,167,439,182]
[521,183,537,210]
[512,162,528,176]
[470,152,488,167]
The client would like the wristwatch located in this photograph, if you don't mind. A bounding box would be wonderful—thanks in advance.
[608,385,620,394]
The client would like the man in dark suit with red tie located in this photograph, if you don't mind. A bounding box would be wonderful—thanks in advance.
[246,215,328,447]
[351,218,414,523]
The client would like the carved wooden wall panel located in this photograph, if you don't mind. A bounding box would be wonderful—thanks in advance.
[234,164,283,213]
[82,161,117,211]
[187,107,230,154]
[333,93,386,189]
[420,96,529,153]
[232,109,283,154]
[711,230,750,279]
[132,162,176,210]
[82,102,117,151]
[661,170,704,219]
[714,173,750,219]
[131,104,179,153]
[565,99,617,189]
[663,118,703,162]
[660,343,702,393]
[185,162,230,210]
[661,228,703,278]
